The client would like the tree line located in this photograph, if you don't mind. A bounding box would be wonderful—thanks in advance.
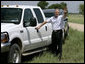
[37,1,67,9]
[37,1,84,15]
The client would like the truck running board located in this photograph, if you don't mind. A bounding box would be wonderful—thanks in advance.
[22,48,47,56]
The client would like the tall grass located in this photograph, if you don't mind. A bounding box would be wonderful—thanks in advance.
[24,28,84,63]
[68,14,84,24]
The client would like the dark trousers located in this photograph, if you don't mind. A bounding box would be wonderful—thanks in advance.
[51,29,63,58]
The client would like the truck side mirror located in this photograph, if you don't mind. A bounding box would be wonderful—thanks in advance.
[23,17,37,27]
[29,17,37,27]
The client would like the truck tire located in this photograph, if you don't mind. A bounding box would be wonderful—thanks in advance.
[8,44,21,63]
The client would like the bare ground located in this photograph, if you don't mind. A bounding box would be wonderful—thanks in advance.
[68,22,84,32]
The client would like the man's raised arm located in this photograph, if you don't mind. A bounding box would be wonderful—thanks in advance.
[63,8,68,18]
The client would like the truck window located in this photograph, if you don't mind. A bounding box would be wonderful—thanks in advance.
[33,8,44,23]
[1,8,22,24]
[23,9,33,23]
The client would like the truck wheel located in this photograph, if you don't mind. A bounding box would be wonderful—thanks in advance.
[8,44,21,63]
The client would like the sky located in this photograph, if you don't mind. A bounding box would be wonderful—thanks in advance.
[1,1,84,13]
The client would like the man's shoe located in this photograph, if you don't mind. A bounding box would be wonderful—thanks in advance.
[58,57,61,61]
[58,55,62,61]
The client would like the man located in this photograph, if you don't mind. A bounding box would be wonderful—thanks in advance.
[35,8,67,61]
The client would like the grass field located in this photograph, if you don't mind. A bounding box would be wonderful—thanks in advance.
[23,28,84,63]
[68,14,84,24]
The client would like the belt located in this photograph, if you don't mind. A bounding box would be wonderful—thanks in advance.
[53,29,62,32]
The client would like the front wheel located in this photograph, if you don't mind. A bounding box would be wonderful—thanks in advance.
[8,44,21,63]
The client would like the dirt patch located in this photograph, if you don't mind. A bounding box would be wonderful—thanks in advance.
[68,22,84,32]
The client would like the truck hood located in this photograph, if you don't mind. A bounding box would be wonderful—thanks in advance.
[1,23,17,32]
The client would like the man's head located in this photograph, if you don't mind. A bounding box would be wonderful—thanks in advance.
[54,9,60,17]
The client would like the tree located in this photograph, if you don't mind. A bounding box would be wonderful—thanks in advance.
[48,4,61,9]
[48,2,67,10]
[79,4,84,15]
[60,2,67,9]
[37,1,49,9]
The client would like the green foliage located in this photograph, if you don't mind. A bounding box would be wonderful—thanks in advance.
[68,14,84,24]
[48,2,67,9]
[48,4,61,9]
[60,2,67,9]
[79,4,84,15]
[37,1,49,9]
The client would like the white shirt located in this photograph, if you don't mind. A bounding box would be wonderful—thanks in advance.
[47,15,65,30]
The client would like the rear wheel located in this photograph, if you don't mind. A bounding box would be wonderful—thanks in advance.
[8,44,21,63]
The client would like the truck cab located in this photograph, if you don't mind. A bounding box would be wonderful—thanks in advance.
[1,5,52,63]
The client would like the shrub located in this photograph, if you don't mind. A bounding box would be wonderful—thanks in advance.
[79,4,84,15]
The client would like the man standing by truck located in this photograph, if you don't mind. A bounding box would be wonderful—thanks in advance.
[35,8,67,61]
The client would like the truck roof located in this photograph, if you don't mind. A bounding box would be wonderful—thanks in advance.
[43,9,63,13]
[1,5,40,8]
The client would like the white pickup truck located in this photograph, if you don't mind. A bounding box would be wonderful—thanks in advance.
[1,5,52,63]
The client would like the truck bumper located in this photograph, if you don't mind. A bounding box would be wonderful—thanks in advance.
[1,42,11,53]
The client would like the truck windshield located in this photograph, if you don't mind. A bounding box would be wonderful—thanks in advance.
[1,8,22,24]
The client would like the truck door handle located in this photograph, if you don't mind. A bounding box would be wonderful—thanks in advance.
[45,26,47,31]
[20,30,23,33]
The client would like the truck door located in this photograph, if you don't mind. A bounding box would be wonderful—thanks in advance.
[23,8,46,51]
[33,8,49,46]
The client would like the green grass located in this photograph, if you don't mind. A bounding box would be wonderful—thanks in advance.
[23,28,84,63]
[68,14,84,24]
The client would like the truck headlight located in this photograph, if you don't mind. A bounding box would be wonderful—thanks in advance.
[1,32,9,43]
